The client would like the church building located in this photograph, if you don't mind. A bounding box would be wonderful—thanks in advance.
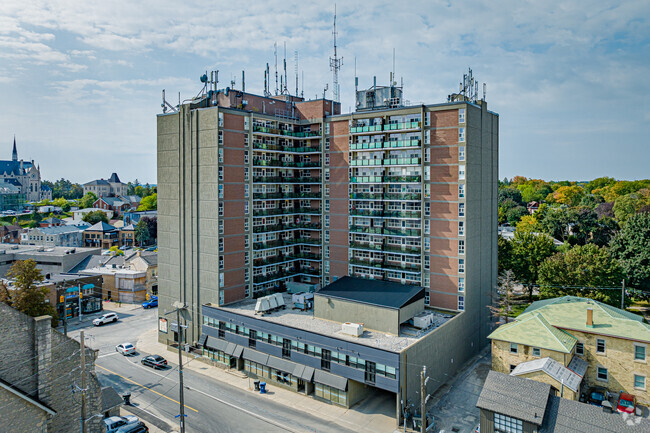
[0,137,51,202]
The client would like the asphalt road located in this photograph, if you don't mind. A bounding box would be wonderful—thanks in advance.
[67,306,353,433]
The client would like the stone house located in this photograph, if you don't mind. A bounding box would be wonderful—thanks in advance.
[0,302,119,432]
[488,296,650,404]
[83,173,127,198]
[127,250,158,296]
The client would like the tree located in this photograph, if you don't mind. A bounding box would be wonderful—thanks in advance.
[506,206,528,226]
[610,212,650,290]
[79,192,98,209]
[499,188,524,207]
[538,206,577,243]
[109,246,124,256]
[135,220,151,246]
[613,193,644,223]
[137,193,157,211]
[61,202,71,212]
[141,216,157,243]
[0,260,58,326]
[585,177,617,194]
[488,270,515,324]
[538,244,624,306]
[498,236,513,273]
[595,201,615,219]
[82,210,108,225]
[548,185,585,207]
[510,231,557,301]
[31,210,42,223]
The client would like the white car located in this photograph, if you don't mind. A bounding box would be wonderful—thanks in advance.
[93,312,119,326]
[115,343,136,356]
[104,415,139,433]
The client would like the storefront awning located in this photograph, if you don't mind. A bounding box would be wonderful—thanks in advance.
[242,348,269,365]
[198,334,208,347]
[314,370,348,391]
[267,355,297,374]
[293,364,315,382]
[205,336,229,353]
[231,345,244,359]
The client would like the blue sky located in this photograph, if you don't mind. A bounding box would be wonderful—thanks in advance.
[0,1,648,184]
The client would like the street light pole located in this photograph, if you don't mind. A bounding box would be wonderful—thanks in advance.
[177,306,185,433]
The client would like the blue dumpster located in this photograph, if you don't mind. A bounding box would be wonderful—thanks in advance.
[260,382,267,394]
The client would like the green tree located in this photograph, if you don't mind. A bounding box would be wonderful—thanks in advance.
[61,202,71,212]
[31,210,42,223]
[498,236,513,273]
[79,192,98,209]
[538,206,576,243]
[538,244,624,306]
[499,188,524,207]
[548,185,585,207]
[610,212,650,290]
[109,246,124,256]
[506,206,528,226]
[82,210,109,225]
[510,231,557,301]
[0,260,58,326]
[585,177,617,194]
[135,220,151,246]
[137,193,157,211]
[613,193,644,223]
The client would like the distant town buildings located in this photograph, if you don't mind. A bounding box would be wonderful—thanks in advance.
[0,137,51,203]
[83,172,127,198]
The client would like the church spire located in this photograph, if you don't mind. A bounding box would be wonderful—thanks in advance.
[12,135,17,162]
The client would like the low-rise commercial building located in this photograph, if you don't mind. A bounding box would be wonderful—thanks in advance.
[488,296,650,404]
[0,243,100,277]
[21,225,84,247]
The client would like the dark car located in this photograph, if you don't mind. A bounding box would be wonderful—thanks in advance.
[141,355,168,369]
[587,386,608,406]
[142,296,158,309]
[116,421,149,433]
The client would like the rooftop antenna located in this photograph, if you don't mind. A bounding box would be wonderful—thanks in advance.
[329,4,343,103]
[264,63,269,96]
[301,70,304,98]
[283,42,288,95]
[242,70,245,93]
[354,56,358,93]
[323,83,329,99]
[295,50,299,97]
[483,82,487,101]
[274,42,279,95]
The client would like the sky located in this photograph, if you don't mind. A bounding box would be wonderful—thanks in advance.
[0,1,649,185]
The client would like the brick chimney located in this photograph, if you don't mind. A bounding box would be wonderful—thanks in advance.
[586,308,594,327]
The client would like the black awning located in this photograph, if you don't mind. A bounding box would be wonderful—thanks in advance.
[225,342,237,356]
[267,355,297,374]
[314,370,348,391]
[198,334,208,347]
[242,348,269,365]
[301,366,315,382]
[205,336,229,353]
[293,364,305,379]
[231,345,244,359]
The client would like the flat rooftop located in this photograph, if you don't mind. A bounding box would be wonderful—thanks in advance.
[0,243,99,257]
[211,293,454,353]
[316,276,425,309]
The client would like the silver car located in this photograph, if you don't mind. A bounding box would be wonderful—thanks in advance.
[103,415,139,432]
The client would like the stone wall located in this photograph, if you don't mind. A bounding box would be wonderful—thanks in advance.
[491,340,571,373]
[0,387,50,433]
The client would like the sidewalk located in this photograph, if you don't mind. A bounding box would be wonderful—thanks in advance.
[136,327,400,433]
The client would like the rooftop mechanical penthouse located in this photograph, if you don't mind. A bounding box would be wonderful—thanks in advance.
[157,69,498,425]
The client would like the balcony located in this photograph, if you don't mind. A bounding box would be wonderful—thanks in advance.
[253,142,321,153]
[382,157,421,166]
[383,121,421,131]
[253,159,321,168]
[350,124,384,134]
[253,192,321,200]
[349,139,421,151]
[349,241,421,255]
[253,252,322,267]
[254,237,321,250]
[253,208,320,217]
[349,157,420,167]
[253,267,321,284]
[253,222,321,233]
[382,175,421,183]
[253,176,321,184]
[350,209,421,219]
[253,125,321,138]
[382,192,421,200]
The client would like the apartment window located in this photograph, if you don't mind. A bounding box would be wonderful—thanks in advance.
[218,112,224,127]
[321,349,331,371]
[510,343,518,354]
[248,329,256,348]
[325,169,330,181]
[282,339,291,359]
[218,321,225,338]
[218,184,224,198]
[459,203,465,217]
[244,150,249,164]
[425,129,430,144]
[576,342,584,355]
[218,131,223,145]
[458,296,464,311]
[244,116,249,130]
[494,413,522,433]
[218,202,224,217]
[596,339,606,354]
[424,293,430,305]
[245,251,249,265]
[424,149,430,162]
[244,184,249,198]
[458,127,465,142]
[325,230,330,242]
[245,268,249,282]
[459,165,466,180]
[218,166,224,181]
[219,256,224,270]
[245,202,249,215]
[325,153,330,166]
[365,361,376,384]
[219,238,224,252]
[634,374,646,390]
[533,347,541,357]
[244,167,249,181]
[324,199,330,212]
[458,277,465,292]
[458,259,465,273]
[458,108,466,124]
[218,148,224,163]
[597,367,608,381]
[458,221,465,236]
[459,146,465,161]
[219,220,224,235]
[325,215,329,228]
[324,137,330,150]
[219,273,224,288]
[459,184,465,198]
[325,123,330,135]
[634,344,646,361]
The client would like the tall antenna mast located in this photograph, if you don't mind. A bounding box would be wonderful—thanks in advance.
[295,50,299,97]
[283,42,288,95]
[329,4,343,103]
[274,42,279,95]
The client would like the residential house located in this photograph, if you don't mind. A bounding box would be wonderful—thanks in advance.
[0,302,118,432]
[123,210,156,226]
[82,260,147,302]
[126,250,157,295]
[488,296,650,404]
[120,224,135,248]
[93,196,131,217]
[83,221,119,249]
[39,217,64,227]
[476,370,649,433]
[21,225,84,247]
[527,201,540,214]
[72,207,113,222]
[0,224,22,244]
[83,172,127,198]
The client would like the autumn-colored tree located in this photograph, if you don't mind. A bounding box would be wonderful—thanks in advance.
[0,259,58,326]
[548,185,585,207]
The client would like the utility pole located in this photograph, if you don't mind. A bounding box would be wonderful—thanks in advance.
[78,285,83,324]
[420,366,429,433]
[80,330,87,433]
[621,279,626,310]
[177,307,185,433]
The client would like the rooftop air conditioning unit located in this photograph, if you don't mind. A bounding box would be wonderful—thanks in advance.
[413,312,434,329]
[267,294,279,309]
[341,322,364,337]
[255,297,271,314]
[273,293,285,309]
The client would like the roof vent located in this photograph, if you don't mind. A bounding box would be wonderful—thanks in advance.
[341,322,364,337]
[586,308,594,327]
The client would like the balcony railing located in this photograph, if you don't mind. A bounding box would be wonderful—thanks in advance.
[349,124,384,133]
[253,208,320,217]
[349,241,421,254]
[253,142,321,153]
[384,121,421,131]
[253,267,321,284]
[253,176,321,183]
[253,222,321,233]
[253,159,321,168]
[253,252,322,267]
[349,139,421,151]
[349,157,420,167]
[254,237,321,250]
[253,192,321,200]
[253,126,321,137]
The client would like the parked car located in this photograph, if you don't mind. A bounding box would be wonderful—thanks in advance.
[586,386,608,406]
[617,392,636,414]
[142,296,158,309]
[103,415,139,433]
[116,343,136,356]
[141,354,168,369]
[93,312,119,326]
[115,421,149,433]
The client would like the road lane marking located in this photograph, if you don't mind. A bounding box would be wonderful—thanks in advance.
[98,352,120,358]
[96,365,199,413]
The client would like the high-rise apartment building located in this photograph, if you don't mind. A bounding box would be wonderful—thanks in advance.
[157,74,498,420]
